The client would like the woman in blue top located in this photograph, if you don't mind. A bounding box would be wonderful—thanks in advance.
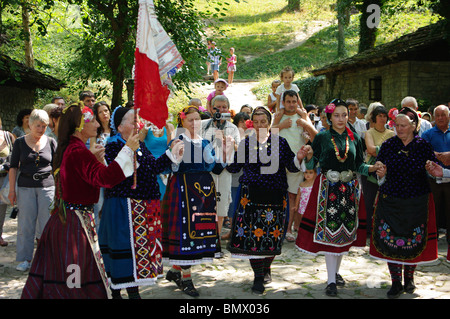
[143,122,174,200]
[162,105,232,297]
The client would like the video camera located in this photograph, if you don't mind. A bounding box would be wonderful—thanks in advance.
[210,107,231,130]
[212,108,231,122]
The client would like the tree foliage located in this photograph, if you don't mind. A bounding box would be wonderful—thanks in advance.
[336,0,352,58]
[1,0,448,108]
[64,0,235,108]
[0,0,57,61]
[287,0,301,12]
[356,0,384,52]
[338,0,447,55]
[65,0,138,107]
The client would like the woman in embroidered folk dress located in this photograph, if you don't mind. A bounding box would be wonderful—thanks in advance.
[370,107,439,299]
[162,106,233,297]
[226,106,304,294]
[296,99,381,297]
[21,104,139,299]
[98,107,182,299]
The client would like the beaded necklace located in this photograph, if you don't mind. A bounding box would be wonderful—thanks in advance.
[331,135,350,163]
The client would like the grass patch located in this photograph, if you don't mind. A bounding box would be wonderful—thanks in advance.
[171,1,439,114]
[239,11,438,81]
[217,33,293,61]
[242,11,439,102]
[238,22,349,80]
[197,0,336,71]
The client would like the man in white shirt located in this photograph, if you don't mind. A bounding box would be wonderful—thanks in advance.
[201,95,240,240]
[272,90,317,241]
[401,96,432,137]
[346,98,367,139]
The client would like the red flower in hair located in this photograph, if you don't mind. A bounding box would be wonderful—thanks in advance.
[81,106,94,122]
[245,119,254,129]
[82,106,93,115]
[388,108,399,120]
[325,103,336,114]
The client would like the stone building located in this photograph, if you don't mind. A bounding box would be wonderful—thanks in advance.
[0,54,64,131]
[311,22,450,110]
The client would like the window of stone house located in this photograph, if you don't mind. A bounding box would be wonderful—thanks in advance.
[369,77,382,101]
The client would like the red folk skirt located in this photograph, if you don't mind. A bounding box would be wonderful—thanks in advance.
[296,174,367,255]
[21,204,109,299]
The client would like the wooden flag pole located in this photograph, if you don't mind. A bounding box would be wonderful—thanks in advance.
[131,107,138,189]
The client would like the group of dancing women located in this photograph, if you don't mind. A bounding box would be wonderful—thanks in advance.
[20,95,447,299]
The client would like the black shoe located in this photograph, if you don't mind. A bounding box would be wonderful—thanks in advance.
[166,270,183,289]
[336,273,345,287]
[182,279,199,297]
[264,270,272,284]
[404,279,416,294]
[387,281,404,299]
[252,277,265,294]
[325,283,338,297]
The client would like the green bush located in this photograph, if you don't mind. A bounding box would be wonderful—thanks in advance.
[294,76,325,105]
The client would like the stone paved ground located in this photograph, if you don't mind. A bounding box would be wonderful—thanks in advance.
[1,83,449,303]
[1,214,449,300]
[138,231,450,300]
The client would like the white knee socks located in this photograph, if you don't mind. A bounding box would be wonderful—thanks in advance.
[325,254,343,284]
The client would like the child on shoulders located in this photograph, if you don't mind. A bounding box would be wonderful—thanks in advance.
[275,66,302,114]
[206,78,228,114]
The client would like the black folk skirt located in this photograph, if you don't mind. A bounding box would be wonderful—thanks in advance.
[228,184,288,258]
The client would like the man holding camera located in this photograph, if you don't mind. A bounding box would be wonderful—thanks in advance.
[272,90,317,241]
[201,95,240,241]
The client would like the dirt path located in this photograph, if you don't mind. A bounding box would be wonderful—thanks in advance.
[242,20,332,63]
[200,80,263,112]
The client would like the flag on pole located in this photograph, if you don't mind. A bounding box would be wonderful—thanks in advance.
[133,0,184,129]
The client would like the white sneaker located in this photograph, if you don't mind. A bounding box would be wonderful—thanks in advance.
[16,261,31,271]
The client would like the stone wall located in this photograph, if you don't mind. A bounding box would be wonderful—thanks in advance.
[314,60,450,109]
[409,61,450,106]
[0,86,35,132]
[314,61,410,108]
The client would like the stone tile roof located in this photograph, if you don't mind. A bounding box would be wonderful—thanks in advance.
[0,54,64,90]
[312,21,449,76]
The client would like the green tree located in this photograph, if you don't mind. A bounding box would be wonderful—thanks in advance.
[429,0,450,20]
[65,0,137,107]
[287,0,301,12]
[357,0,383,53]
[66,0,233,108]
[336,0,351,58]
[356,0,446,53]
[0,0,56,66]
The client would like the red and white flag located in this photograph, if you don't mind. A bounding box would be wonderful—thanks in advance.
[133,0,184,129]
